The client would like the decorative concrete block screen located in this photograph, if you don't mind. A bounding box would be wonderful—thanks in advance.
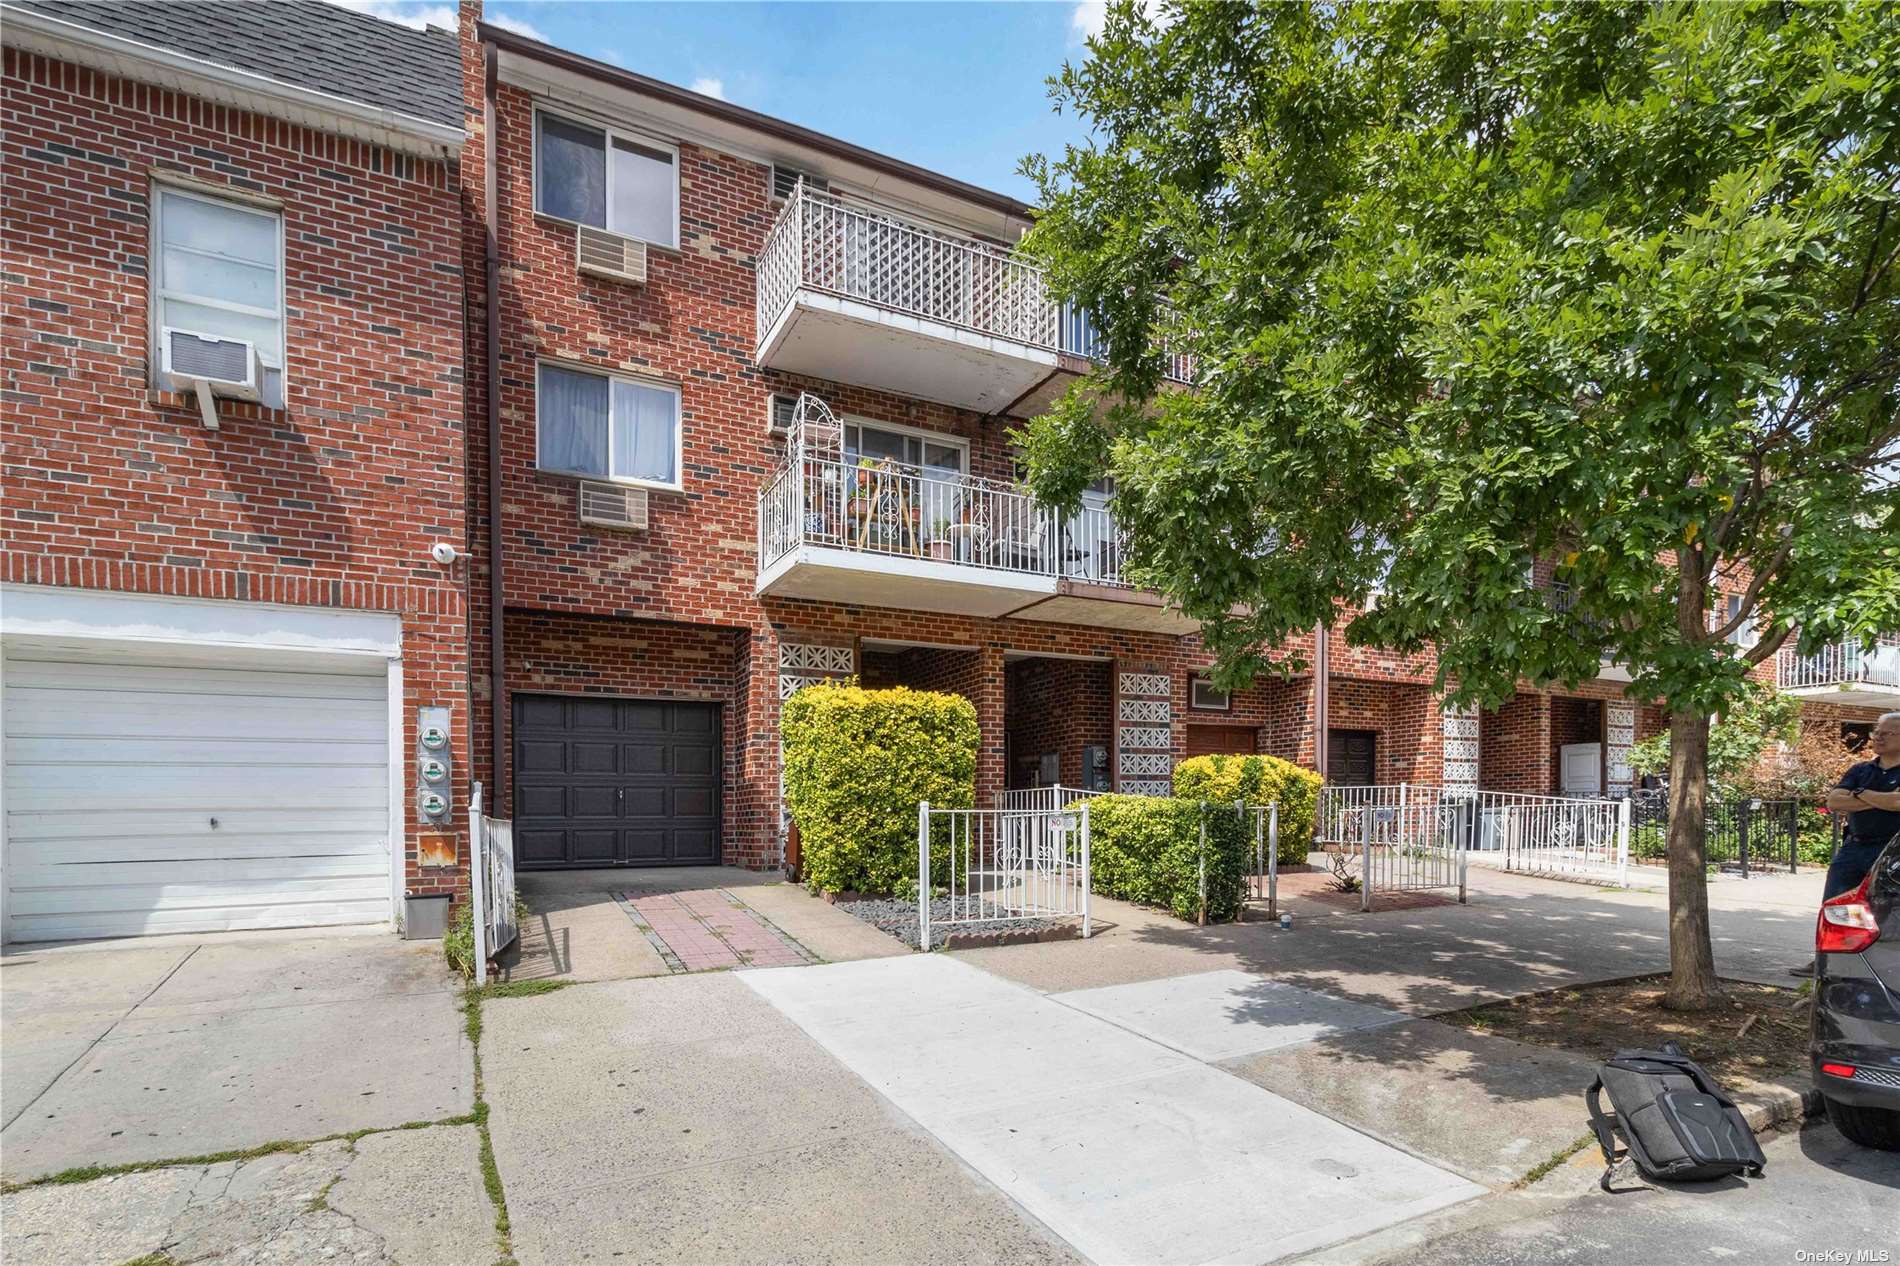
[1606,702,1635,796]
[1115,669,1173,795]
[1442,704,1479,790]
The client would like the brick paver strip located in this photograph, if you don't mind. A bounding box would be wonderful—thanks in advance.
[613,888,817,974]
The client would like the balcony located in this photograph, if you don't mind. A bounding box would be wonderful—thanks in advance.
[755,186,1189,415]
[755,455,1197,634]
[1777,637,1900,707]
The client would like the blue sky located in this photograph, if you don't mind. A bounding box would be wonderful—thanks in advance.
[332,1,1109,202]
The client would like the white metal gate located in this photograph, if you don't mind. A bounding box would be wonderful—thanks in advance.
[918,801,1091,950]
[1466,789,1630,886]
[469,782,518,985]
[1316,784,1471,909]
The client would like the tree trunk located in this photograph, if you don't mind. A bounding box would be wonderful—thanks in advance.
[1662,706,1724,1010]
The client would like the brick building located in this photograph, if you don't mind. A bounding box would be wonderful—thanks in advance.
[0,1,470,940]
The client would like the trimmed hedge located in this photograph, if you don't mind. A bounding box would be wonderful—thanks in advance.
[1171,754,1322,866]
[782,682,978,895]
[1086,794,1251,921]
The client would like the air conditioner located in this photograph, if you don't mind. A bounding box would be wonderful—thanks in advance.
[766,392,796,439]
[771,165,827,201]
[576,225,647,285]
[160,328,262,428]
[578,481,649,531]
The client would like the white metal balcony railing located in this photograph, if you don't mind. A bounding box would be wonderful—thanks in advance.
[1778,636,1900,692]
[757,184,1193,382]
[757,455,1128,587]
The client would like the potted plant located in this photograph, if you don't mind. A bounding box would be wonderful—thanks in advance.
[927,518,954,561]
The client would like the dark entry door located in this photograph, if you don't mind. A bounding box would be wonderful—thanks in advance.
[512,694,721,869]
[1327,729,1377,784]
[1186,725,1257,758]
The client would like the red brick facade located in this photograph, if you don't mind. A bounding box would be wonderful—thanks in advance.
[1,46,470,897]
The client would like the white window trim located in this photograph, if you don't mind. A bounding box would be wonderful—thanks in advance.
[842,413,969,475]
[534,360,684,493]
[1190,676,1232,712]
[149,180,287,389]
[532,105,681,251]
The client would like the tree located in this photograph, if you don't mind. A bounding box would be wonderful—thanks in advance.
[1627,684,1800,798]
[1019,1,1900,1007]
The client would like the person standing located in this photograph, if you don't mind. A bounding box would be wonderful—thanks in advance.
[1824,711,1900,900]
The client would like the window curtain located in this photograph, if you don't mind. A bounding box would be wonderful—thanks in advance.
[612,380,676,484]
[539,366,608,475]
[537,115,606,227]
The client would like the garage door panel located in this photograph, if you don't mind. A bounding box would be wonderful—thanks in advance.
[622,830,667,860]
[570,829,619,862]
[569,741,620,774]
[4,655,392,942]
[512,695,721,869]
[4,660,385,699]
[9,833,389,867]
[7,694,385,739]
[516,739,569,775]
[9,735,387,768]
[673,830,718,863]
[9,764,388,809]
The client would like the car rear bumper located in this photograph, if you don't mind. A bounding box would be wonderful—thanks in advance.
[1811,951,1900,1110]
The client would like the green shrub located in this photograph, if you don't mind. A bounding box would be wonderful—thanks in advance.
[1086,794,1250,921]
[443,893,530,982]
[783,682,978,895]
[1171,754,1322,866]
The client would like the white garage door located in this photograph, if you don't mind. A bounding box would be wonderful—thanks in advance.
[3,649,392,942]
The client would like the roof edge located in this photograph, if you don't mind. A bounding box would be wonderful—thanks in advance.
[3,4,465,155]
[479,21,1033,222]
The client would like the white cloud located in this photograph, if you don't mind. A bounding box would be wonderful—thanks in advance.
[690,76,727,101]
[487,10,549,42]
[320,0,458,32]
[1070,1,1107,41]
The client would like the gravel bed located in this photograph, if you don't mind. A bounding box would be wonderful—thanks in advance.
[837,896,1065,950]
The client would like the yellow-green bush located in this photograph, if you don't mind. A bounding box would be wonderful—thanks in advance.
[782,682,978,895]
[1087,794,1251,921]
[1171,753,1321,866]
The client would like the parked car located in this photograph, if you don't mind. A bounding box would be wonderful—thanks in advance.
[1811,835,1900,1149]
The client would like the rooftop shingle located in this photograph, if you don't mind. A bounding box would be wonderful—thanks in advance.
[13,0,462,128]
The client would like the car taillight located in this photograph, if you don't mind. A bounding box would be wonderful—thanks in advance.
[1817,876,1881,954]
[1820,1063,1858,1079]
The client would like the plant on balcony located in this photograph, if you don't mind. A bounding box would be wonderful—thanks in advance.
[926,518,954,561]
[781,682,977,896]
[1019,2,1900,1010]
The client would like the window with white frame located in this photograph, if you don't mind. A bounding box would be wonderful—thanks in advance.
[1190,676,1231,711]
[536,362,680,488]
[152,185,284,404]
[1720,591,1759,648]
[843,420,965,478]
[534,110,678,249]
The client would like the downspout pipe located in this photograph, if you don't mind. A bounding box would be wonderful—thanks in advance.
[484,42,508,811]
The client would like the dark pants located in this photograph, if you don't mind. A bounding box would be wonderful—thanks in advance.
[1824,839,1886,901]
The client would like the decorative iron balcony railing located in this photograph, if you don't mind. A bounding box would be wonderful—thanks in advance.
[1778,636,1900,691]
[757,455,1128,588]
[758,185,1192,382]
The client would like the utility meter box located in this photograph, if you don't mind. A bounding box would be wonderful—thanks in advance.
[416,706,453,827]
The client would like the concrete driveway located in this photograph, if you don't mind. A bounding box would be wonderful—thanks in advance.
[1,927,471,1182]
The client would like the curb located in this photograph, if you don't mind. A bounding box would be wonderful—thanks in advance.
[1735,1083,1821,1136]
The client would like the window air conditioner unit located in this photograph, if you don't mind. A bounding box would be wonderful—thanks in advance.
[576,225,647,285]
[578,481,649,531]
[160,328,261,429]
[771,165,827,201]
[766,392,796,439]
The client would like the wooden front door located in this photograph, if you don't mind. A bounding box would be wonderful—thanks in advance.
[1186,725,1257,758]
[1327,729,1377,784]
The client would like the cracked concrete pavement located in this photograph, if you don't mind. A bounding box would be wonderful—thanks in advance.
[0,1123,492,1266]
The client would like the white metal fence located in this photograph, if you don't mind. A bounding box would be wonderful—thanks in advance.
[918,801,1091,950]
[758,455,1130,586]
[469,782,518,986]
[1467,789,1631,886]
[1319,783,1631,897]
[994,784,1098,812]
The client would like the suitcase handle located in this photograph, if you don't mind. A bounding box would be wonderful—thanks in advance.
[1584,1076,1625,1192]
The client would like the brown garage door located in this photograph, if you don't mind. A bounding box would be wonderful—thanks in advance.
[1185,725,1257,758]
[512,694,721,869]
